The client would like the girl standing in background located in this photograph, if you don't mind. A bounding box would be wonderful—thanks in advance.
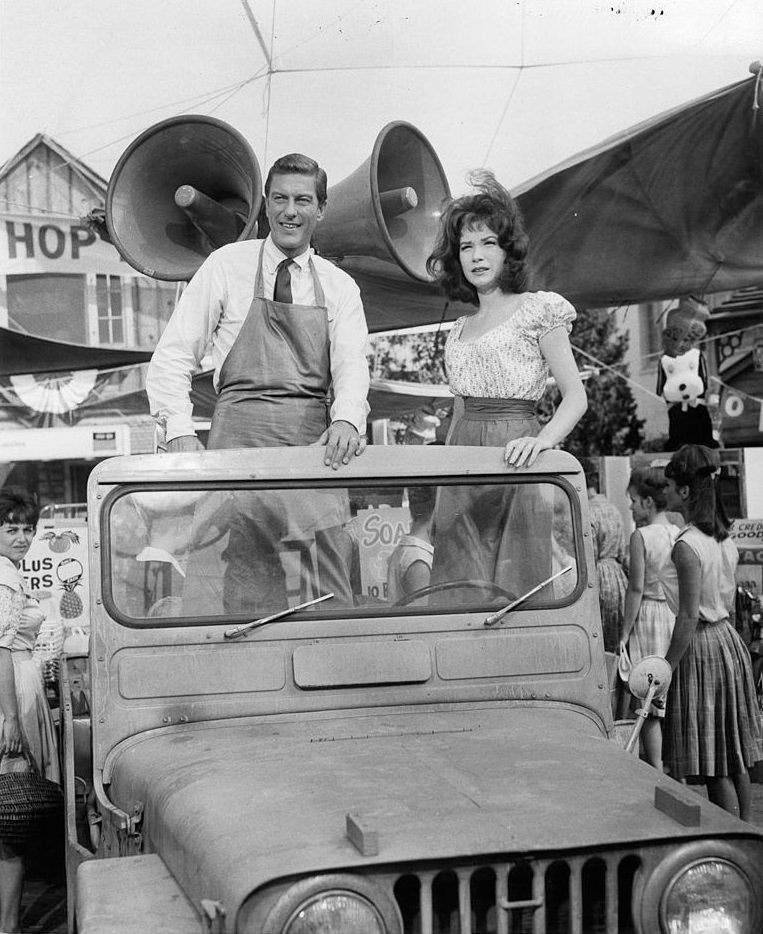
[620,466,680,770]
[662,445,763,820]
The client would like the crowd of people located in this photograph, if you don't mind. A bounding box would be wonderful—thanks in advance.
[2,150,763,926]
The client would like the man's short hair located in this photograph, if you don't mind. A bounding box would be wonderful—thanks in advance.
[408,485,436,524]
[265,154,328,206]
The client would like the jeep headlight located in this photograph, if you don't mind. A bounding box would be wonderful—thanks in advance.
[240,874,402,934]
[636,841,763,934]
[284,891,385,934]
[662,859,753,933]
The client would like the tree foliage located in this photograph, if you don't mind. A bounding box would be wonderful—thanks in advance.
[369,331,449,384]
[371,310,645,456]
[538,309,644,457]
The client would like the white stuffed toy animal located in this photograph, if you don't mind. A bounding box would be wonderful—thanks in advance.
[659,347,706,411]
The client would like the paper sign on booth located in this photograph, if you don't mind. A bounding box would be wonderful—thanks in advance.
[729,519,763,596]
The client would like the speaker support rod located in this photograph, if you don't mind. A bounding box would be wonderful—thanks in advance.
[379,186,418,218]
[174,185,247,250]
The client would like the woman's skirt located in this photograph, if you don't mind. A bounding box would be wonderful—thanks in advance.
[432,397,552,600]
[627,597,675,718]
[0,652,60,783]
[628,597,675,662]
[597,557,628,654]
[663,619,763,779]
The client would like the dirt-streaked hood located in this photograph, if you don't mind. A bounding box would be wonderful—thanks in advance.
[106,704,753,922]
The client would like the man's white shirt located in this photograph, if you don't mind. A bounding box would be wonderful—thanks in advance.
[145,236,371,442]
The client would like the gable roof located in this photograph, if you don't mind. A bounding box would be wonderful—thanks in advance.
[0,133,108,197]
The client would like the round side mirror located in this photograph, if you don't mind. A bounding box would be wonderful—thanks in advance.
[628,655,672,701]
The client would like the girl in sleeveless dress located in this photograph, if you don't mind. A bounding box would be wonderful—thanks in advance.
[0,487,60,934]
[662,445,763,820]
[620,466,681,770]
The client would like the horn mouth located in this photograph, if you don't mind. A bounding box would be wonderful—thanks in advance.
[106,115,261,281]
[370,121,450,281]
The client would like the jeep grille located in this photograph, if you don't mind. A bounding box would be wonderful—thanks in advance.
[385,852,641,934]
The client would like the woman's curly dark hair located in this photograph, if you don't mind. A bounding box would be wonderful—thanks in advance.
[0,485,39,528]
[665,444,729,540]
[426,170,531,305]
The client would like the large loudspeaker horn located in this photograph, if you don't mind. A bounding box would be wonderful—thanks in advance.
[106,115,262,281]
[313,121,450,282]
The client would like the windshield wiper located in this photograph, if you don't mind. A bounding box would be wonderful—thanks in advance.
[483,566,573,627]
[224,592,334,640]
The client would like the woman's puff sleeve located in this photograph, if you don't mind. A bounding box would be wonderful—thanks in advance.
[525,292,576,342]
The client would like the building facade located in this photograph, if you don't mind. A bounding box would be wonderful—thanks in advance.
[0,134,179,505]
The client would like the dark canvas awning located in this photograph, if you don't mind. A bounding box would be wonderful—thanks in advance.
[515,74,763,308]
[0,326,153,376]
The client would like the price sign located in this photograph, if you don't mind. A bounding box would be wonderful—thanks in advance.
[729,519,763,595]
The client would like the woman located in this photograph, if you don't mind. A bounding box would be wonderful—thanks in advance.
[426,170,587,466]
[662,446,762,819]
[425,171,587,601]
[585,461,629,654]
[0,487,60,933]
[620,466,680,769]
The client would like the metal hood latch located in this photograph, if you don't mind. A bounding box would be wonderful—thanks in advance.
[117,800,144,857]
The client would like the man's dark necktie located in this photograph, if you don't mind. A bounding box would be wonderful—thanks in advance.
[274,259,293,303]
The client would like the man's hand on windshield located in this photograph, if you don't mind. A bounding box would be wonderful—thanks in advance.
[314,420,366,469]
[165,435,204,454]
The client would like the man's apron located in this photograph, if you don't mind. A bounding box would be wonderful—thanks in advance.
[203,249,353,614]
[207,249,330,449]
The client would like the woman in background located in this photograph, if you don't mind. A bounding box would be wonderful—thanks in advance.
[662,445,762,819]
[0,487,60,934]
[620,465,680,770]
[584,461,629,655]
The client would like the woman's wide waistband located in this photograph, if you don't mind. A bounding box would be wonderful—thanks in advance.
[460,396,537,419]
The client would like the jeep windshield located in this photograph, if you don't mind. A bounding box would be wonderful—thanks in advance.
[104,473,582,626]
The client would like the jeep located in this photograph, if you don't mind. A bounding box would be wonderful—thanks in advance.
[62,445,763,933]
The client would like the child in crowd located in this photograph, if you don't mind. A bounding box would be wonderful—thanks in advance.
[387,486,436,604]
[620,466,681,770]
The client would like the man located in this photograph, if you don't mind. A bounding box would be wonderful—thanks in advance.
[145,152,369,468]
[145,153,370,612]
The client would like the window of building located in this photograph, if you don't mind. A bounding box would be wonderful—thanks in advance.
[131,278,179,347]
[6,273,87,343]
[96,274,124,344]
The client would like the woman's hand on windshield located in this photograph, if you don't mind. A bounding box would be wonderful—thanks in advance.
[504,436,550,468]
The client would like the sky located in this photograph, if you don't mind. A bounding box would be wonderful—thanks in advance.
[1,0,762,202]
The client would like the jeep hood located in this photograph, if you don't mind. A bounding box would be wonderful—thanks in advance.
[106,705,749,921]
